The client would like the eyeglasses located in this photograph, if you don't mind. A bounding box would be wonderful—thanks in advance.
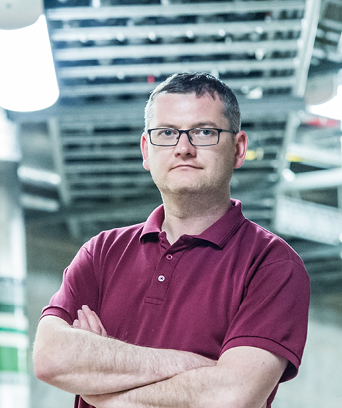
[147,128,236,147]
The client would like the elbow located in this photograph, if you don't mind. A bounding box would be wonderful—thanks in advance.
[32,348,51,383]
[32,344,60,385]
[32,316,73,388]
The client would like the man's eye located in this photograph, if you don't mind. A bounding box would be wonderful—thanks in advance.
[159,129,176,137]
[196,128,216,137]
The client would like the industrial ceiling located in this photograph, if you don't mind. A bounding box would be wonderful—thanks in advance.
[8,0,342,288]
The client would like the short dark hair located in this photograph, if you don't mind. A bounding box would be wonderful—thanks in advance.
[144,72,241,133]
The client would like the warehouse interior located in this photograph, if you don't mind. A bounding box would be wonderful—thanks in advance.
[2,0,342,406]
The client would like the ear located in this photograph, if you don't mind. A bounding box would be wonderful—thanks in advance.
[234,131,248,169]
[141,132,150,171]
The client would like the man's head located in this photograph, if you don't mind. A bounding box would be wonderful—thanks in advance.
[141,73,248,205]
[144,72,241,134]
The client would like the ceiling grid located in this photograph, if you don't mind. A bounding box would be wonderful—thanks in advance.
[39,0,315,239]
[11,0,342,283]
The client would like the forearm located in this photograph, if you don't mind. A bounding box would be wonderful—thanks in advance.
[83,347,285,408]
[83,365,227,408]
[33,315,215,396]
[83,364,259,408]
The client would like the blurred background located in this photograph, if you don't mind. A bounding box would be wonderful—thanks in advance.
[0,0,342,407]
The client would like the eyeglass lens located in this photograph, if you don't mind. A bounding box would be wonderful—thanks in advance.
[150,128,219,146]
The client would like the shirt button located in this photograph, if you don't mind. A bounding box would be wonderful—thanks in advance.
[166,254,173,260]
[158,275,165,282]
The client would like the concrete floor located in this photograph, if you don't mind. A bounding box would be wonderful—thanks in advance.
[26,226,342,408]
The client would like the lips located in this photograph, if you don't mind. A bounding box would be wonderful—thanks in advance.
[172,164,201,170]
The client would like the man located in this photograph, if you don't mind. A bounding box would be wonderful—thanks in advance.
[33,72,310,408]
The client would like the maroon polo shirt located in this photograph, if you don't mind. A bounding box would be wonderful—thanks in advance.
[41,199,310,408]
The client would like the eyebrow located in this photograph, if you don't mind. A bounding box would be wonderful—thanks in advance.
[154,121,220,129]
[192,121,219,128]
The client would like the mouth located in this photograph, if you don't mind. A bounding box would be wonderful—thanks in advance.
[172,164,201,170]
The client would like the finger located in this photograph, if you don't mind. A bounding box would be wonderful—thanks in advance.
[72,319,81,329]
[92,311,107,337]
[81,305,104,336]
[77,309,92,332]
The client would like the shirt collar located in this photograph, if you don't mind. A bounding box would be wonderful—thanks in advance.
[193,199,246,248]
[140,200,246,249]
[140,204,164,239]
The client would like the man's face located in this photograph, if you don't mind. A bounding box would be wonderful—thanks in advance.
[141,92,247,200]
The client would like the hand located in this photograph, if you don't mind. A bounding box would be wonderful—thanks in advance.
[73,305,107,337]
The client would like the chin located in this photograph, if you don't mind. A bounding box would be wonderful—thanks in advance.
[167,182,213,196]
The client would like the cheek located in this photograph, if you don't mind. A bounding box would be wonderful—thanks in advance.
[147,154,163,176]
[216,153,235,176]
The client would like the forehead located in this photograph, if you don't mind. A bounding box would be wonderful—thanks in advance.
[150,91,227,126]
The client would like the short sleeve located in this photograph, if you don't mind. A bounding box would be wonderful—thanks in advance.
[220,259,310,382]
[41,243,99,325]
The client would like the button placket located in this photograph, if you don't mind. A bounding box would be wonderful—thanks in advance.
[145,250,180,304]
[157,253,173,283]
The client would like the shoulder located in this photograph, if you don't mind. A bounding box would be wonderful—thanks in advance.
[225,201,304,268]
[83,222,146,255]
[238,218,305,268]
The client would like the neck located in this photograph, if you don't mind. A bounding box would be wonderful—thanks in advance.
[161,192,231,245]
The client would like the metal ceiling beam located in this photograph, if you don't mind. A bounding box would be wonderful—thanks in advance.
[64,147,142,160]
[25,198,161,226]
[9,94,305,125]
[51,20,302,42]
[64,161,145,173]
[293,0,321,96]
[48,118,72,206]
[69,186,158,198]
[53,39,299,61]
[61,134,139,144]
[68,173,152,186]
[59,77,296,98]
[57,58,297,79]
[279,168,342,191]
[287,142,341,168]
[46,1,305,21]
[21,194,60,212]
[274,195,342,245]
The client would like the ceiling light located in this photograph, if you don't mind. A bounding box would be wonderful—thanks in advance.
[247,87,263,99]
[148,31,156,42]
[255,49,265,60]
[92,0,101,8]
[0,15,59,112]
[17,166,61,186]
[0,0,42,29]
[307,84,342,121]
[186,30,194,39]
[116,32,125,42]
[282,168,296,182]
[255,26,264,34]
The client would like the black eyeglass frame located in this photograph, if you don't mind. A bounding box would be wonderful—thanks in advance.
[147,128,236,147]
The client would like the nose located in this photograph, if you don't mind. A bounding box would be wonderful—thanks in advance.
[174,131,196,156]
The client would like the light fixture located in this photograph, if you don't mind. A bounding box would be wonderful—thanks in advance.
[307,84,342,121]
[307,70,342,121]
[0,14,59,112]
[0,0,43,29]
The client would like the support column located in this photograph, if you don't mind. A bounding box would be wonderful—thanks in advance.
[0,109,29,408]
